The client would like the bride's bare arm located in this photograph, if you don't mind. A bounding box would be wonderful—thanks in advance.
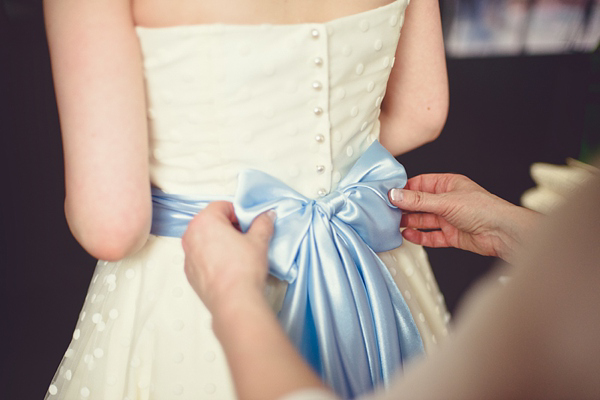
[44,0,151,261]
[379,0,448,156]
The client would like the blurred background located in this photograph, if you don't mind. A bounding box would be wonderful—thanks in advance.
[1,0,599,398]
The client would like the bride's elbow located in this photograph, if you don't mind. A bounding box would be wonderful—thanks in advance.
[380,101,448,155]
[417,106,447,144]
[65,197,152,261]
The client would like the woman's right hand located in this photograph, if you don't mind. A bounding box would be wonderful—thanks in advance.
[182,202,275,316]
[389,174,540,263]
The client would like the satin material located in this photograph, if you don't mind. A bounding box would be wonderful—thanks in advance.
[150,142,423,399]
[150,191,228,237]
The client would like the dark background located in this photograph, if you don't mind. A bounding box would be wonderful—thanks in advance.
[1,2,595,399]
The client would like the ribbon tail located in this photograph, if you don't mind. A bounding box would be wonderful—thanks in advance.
[310,214,377,398]
[333,219,424,377]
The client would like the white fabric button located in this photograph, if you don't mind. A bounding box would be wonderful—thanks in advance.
[316,165,325,174]
[313,107,323,116]
[311,29,320,39]
[314,57,323,66]
[317,188,327,197]
[359,20,370,32]
[312,81,322,91]
[315,134,325,143]
[374,39,383,51]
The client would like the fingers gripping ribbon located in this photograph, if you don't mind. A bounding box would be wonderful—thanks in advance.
[234,142,423,399]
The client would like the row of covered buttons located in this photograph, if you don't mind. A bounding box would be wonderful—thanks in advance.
[310,28,330,198]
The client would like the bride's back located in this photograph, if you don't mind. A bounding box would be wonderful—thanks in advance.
[132,0,394,27]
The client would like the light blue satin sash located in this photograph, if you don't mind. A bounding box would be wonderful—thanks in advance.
[151,142,423,399]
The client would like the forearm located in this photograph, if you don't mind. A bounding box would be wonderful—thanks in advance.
[385,175,600,400]
[212,292,329,400]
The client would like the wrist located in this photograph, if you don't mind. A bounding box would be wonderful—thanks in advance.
[211,287,272,336]
[495,204,541,263]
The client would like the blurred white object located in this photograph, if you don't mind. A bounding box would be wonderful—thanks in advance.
[521,158,598,213]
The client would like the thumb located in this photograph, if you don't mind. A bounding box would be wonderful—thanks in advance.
[247,210,276,244]
[389,188,445,215]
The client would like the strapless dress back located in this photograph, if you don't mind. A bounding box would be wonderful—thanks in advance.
[45,2,450,399]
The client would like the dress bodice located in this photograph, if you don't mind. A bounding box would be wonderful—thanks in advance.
[136,0,407,198]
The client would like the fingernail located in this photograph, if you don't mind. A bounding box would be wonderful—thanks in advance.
[389,189,404,202]
[265,210,277,222]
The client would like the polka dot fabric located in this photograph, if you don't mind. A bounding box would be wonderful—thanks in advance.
[46,1,449,398]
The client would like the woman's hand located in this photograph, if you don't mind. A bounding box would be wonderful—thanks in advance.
[182,202,275,315]
[389,174,540,263]
[183,204,329,400]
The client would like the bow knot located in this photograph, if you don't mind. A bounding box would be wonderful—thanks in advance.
[316,190,347,220]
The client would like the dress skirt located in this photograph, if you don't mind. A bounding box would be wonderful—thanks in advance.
[45,235,449,399]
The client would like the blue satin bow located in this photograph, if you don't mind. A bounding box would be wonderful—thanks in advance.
[234,142,423,398]
[150,142,423,399]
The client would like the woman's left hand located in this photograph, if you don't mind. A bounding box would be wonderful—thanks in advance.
[182,201,275,315]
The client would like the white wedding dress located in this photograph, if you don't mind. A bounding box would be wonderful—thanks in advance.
[46,1,449,398]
